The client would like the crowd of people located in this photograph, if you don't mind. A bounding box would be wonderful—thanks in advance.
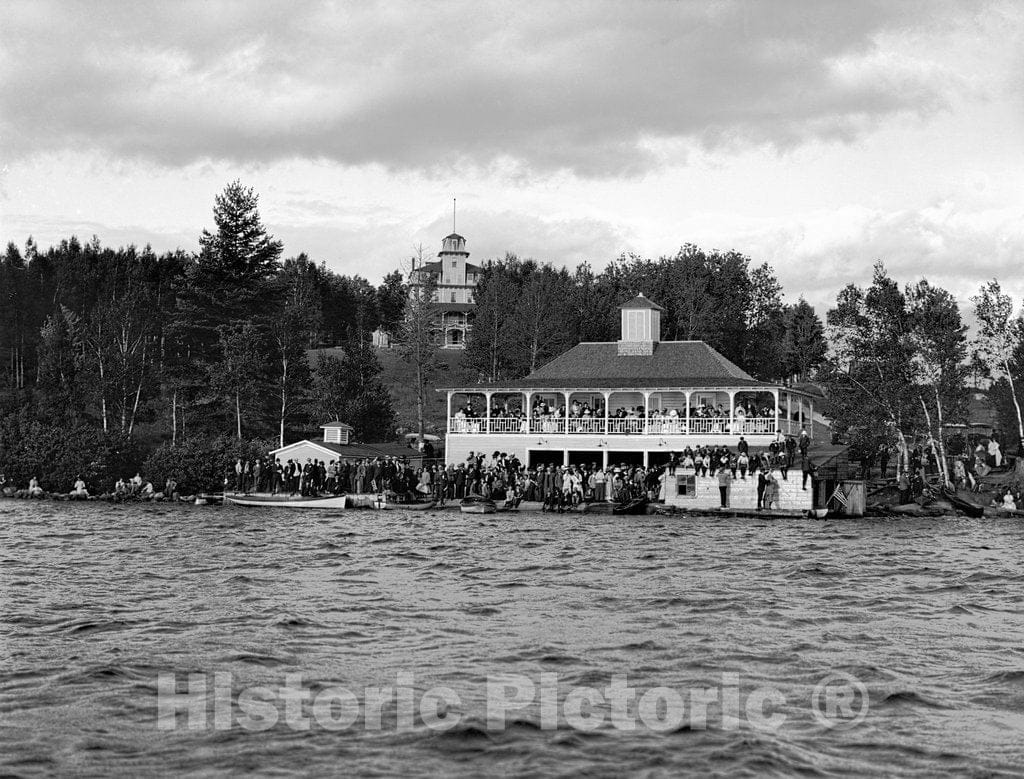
[453,397,782,435]
[230,431,814,512]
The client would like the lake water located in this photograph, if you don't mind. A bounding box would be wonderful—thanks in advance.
[2,502,1024,777]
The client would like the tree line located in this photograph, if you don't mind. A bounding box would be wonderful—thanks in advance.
[0,182,402,491]
[462,247,827,384]
[819,264,1024,473]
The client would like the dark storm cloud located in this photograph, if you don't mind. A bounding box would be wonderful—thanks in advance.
[0,1,976,175]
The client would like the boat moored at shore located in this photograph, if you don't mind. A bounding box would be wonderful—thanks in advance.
[225,493,349,509]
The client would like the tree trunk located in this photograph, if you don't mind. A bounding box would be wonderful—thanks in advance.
[1005,360,1024,447]
[279,357,288,449]
[98,356,108,433]
[235,391,242,440]
[416,362,425,445]
[171,389,177,446]
[933,387,950,488]
[128,341,146,439]
[918,395,947,487]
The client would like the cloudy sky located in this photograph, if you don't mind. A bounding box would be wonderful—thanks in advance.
[2,0,1022,312]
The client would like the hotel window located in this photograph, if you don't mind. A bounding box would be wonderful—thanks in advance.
[451,292,457,303]
[675,475,696,498]
[451,260,456,267]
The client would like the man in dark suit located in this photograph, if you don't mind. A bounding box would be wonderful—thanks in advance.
[757,460,767,510]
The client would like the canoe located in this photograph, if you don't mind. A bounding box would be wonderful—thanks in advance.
[460,495,497,514]
[372,498,436,511]
[511,500,545,512]
[940,487,985,518]
[225,493,348,509]
[612,498,649,515]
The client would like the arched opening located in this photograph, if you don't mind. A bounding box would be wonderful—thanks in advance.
[608,392,645,434]
[732,391,778,435]
[449,392,486,433]
[488,392,528,433]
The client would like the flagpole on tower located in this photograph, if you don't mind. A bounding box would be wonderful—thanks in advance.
[453,197,456,233]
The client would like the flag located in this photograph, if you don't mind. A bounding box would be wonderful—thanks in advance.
[829,485,849,508]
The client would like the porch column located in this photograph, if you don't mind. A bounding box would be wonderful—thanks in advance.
[684,391,691,435]
[524,391,533,434]
[727,390,736,434]
[602,391,610,435]
[787,391,793,435]
[447,391,454,432]
[809,398,814,440]
[602,448,609,469]
[485,391,493,434]
[771,389,779,436]
[564,391,572,434]
[643,391,651,435]
[798,396,804,431]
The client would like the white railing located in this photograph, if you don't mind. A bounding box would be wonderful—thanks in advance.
[448,418,486,433]
[488,417,529,434]
[732,417,777,435]
[531,417,566,435]
[607,418,644,435]
[447,416,778,436]
[645,419,686,435]
[566,418,604,434]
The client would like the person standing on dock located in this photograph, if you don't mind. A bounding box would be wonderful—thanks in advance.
[718,466,732,508]
[801,456,815,490]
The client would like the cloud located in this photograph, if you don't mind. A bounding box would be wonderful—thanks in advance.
[742,202,1024,313]
[270,209,632,278]
[0,0,986,176]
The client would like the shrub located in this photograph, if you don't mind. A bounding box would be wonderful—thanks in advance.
[143,436,275,494]
[0,411,143,492]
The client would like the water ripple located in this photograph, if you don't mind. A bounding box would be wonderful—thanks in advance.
[2,502,1023,776]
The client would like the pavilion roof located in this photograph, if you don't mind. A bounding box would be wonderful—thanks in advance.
[437,340,806,392]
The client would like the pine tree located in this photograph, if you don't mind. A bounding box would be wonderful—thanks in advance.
[172,182,283,437]
[783,298,827,382]
[398,248,442,443]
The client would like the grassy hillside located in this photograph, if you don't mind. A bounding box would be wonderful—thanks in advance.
[312,346,469,438]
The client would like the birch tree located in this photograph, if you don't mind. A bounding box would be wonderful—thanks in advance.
[972,279,1024,445]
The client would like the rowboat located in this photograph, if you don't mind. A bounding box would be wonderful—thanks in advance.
[225,493,348,509]
[460,495,497,514]
[372,497,436,511]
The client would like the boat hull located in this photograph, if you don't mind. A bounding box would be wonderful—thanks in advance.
[460,504,496,514]
[225,493,348,509]
[940,487,985,518]
[373,499,436,511]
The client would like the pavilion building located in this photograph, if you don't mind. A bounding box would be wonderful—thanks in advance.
[439,294,818,510]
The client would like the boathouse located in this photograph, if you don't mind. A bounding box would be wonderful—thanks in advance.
[270,422,423,467]
[440,294,819,510]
